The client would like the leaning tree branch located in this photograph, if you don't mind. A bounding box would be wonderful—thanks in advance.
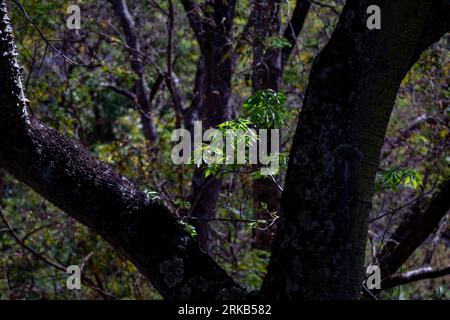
[180,0,205,48]
[410,0,450,65]
[104,83,138,103]
[0,1,244,300]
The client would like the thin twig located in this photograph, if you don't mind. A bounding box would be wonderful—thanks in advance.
[369,188,434,223]
[12,0,98,67]
[0,208,115,299]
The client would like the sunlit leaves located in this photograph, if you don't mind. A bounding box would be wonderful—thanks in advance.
[193,118,258,177]
[143,189,161,201]
[243,89,289,128]
[376,167,424,191]
[178,220,197,238]
[193,90,289,179]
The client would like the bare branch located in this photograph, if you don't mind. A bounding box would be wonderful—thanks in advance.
[383,266,450,289]
[11,0,98,67]
[282,0,312,68]
[377,178,450,277]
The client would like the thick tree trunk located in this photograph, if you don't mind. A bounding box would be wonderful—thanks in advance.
[261,0,435,300]
[0,1,243,300]
[251,0,311,89]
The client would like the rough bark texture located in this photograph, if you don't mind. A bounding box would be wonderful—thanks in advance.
[182,0,236,249]
[377,179,450,278]
[0,1,244,300]
[261,0,436,300]
[411,0,450,64]
[252,0,283,91]
[111,0,157,142]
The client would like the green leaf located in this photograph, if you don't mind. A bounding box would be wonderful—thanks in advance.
[243,89,290,128]
[178,221,198,237]
[264,36,292,49]
[143,189,161,201]
[379,167,424,191]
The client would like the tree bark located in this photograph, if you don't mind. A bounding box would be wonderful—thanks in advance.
[252,0,283,91]
[0,1,243,300]
[382,266,450,289]
[261,0,438,300]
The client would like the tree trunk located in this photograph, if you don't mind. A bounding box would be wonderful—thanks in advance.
[261,0,434,300]
[251,0,311,250]
[251,0,283,250]
[112,0,158,142]
[182,0,236,249]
